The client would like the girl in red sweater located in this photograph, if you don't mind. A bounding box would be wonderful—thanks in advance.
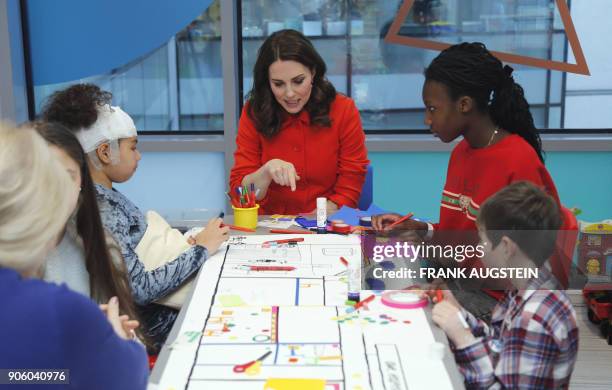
[373,43,565,317]
[373,42,560,237]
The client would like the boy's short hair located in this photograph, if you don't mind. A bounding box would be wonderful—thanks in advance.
[477,181,562,266]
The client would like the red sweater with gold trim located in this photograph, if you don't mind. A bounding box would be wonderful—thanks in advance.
[434,134,560,232]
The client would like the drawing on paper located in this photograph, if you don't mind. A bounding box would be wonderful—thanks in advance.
[156,235,454,390]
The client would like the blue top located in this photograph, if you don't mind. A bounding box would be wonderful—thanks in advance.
[94,184,208,346]
[0,267,148,390]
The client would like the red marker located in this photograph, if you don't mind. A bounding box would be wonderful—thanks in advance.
[339,257,349,267]
[222,224,256,233]
[386,212,414,230]
[249,266,296,271]
[262,237,305,245]
[435,289,444,303]
[354,294,375,310]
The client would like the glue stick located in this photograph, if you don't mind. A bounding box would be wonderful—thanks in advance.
[347,256,361,302]
[316,197,327,234]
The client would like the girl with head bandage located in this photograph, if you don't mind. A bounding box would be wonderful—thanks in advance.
[76,103,137,169]
[42,84,230,352]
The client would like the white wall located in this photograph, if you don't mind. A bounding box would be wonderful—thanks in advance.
[566,0,612,91]
[563,0,612,128]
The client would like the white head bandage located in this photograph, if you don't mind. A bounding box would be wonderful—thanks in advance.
[75,104,137,153]
[75,105,137,168]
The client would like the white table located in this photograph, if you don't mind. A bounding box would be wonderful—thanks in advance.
[149,229,464,390]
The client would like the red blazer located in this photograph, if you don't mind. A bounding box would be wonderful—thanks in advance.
[230,94,369,215]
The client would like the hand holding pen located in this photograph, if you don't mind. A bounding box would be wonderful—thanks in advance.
[372,212,427,233]
[189,213,229,254]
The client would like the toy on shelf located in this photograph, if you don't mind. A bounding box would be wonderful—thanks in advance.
[578,221,612,283]
[580,221,612,345]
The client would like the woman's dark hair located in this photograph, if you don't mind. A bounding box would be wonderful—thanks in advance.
[32,121,145,342]
[42,83,112,130]
[247,29,336,137]
[425,42,544,162]
[478,181,561,266]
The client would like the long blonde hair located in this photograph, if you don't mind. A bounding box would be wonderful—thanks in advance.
[0,123,74,272]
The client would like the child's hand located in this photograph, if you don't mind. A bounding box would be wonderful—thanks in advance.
[421,279,461,308]
[194,218,230,254]
[372,213,402,231]
[100,297,139,341]
[372,213,427,233]
[432,301,475,348]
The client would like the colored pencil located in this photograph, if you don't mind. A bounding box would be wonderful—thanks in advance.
[262,237,305,245]
[387,212,414,229]
[354,294,376,309]
[222,224,256,233]
[249,266,296,271]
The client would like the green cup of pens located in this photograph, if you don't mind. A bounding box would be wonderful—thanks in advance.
[229,184,259,230]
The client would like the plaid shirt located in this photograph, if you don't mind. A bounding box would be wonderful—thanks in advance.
[453,267,578,389]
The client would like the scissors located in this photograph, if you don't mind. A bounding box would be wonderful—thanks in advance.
[233,350,272,375]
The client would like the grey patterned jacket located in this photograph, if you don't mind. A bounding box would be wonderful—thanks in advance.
[93,184,208,305]
[94,184,210,349]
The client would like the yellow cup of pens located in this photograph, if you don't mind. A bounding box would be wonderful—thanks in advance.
[232,204,259,230]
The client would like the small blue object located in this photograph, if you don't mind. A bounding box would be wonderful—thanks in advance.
[347,292,360,302]
[380,261,395,270]
[295,216,317,228]
[357,165,374,210]
[359,216,372,227]
[328,203,389,227]
[345,307,356,314]
[366,278,385,290]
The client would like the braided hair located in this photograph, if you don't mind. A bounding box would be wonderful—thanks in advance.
[425,42,544,162]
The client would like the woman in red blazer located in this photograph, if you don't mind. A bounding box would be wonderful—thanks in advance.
[230,29,369,215]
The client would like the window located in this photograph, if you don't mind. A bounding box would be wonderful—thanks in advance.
[177,2,223,131]
[32,0,223,132]
[27,1,612,132]
[240,0,610,131]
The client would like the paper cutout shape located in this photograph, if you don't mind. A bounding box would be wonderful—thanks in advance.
[264,378,326,390]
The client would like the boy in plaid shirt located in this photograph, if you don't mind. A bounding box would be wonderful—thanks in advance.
[429,182,578,389]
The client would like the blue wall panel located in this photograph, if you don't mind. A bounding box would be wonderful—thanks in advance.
[114,151,226,218]
[26,0,213,84]
[113,150,610,224]
[370,151,612,222]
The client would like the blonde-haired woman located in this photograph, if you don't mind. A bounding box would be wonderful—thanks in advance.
[0,123,148,389]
